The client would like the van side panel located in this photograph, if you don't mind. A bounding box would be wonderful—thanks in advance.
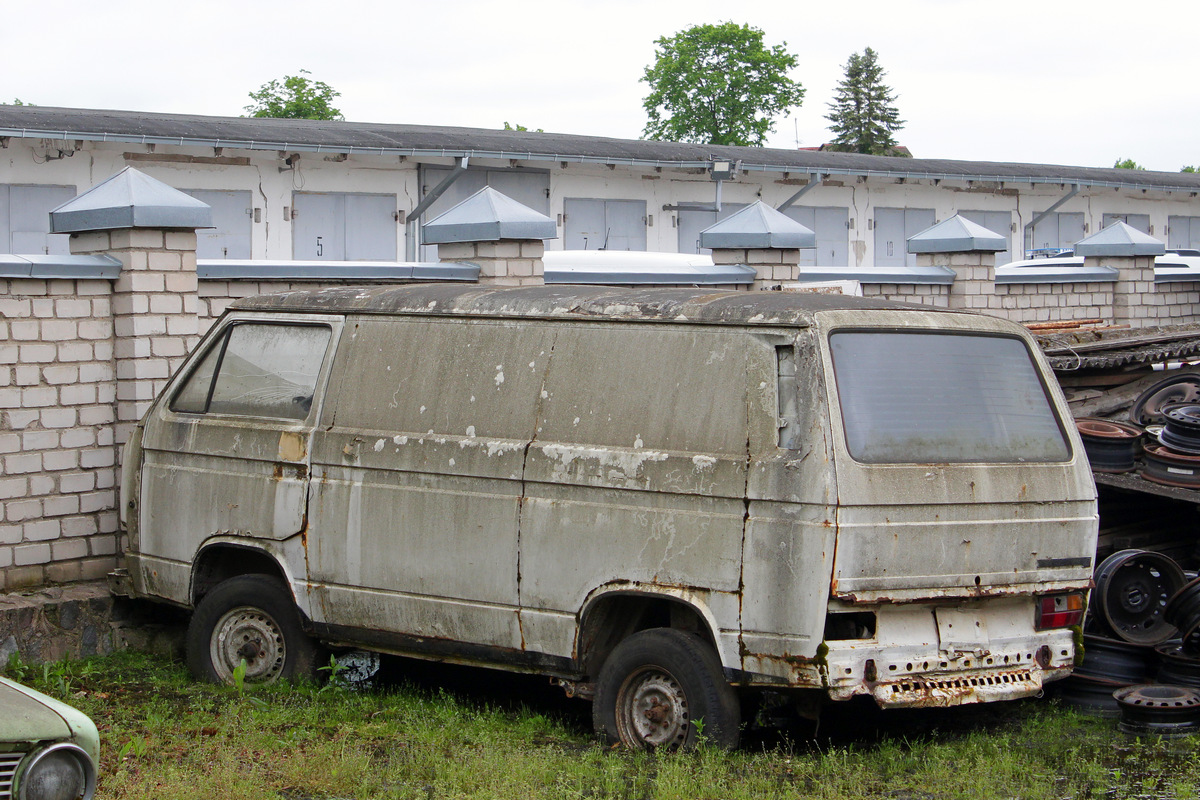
[741,330,839,671]
[305,317,555,651]
[518,324,756,664]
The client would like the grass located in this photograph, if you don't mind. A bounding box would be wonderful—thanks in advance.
[5,650,1200,800]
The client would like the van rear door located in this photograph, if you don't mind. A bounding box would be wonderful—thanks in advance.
[815,309,1097,604]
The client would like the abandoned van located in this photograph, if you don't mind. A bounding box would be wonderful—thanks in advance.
[115,284,1098,749]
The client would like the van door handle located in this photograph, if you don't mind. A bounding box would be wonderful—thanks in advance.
[342,436,363,459]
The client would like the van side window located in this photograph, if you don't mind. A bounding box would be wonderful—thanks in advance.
[171,324,331,420]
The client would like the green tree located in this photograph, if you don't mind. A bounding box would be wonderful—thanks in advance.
[641,22,805,147]
[11,98,31,106]
[503,122,543,133]
[244,70,343,121]
[825,48,905,156]
[1182,165,1197,173]
[1113,158,1145,170]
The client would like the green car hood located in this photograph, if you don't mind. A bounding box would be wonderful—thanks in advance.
[0,677,100,763]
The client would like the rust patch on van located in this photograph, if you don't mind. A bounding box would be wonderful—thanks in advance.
[278,430,306,462]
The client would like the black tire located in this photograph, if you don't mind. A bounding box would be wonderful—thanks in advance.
[593,628,740,750]
[186,574,322,685]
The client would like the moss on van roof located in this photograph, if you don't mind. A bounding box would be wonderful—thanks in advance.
[230,284,936,328]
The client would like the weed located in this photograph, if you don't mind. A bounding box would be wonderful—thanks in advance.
[3,650,30,682]
[16,650,1200,800]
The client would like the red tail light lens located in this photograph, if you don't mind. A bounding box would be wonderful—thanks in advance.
[1037,593,1085,630]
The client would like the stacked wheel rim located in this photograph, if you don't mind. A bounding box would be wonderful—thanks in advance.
[1156,644,1200,690]
[1130,372,1200,426]
[1142,442,1200,488]
[1075,418,1142,473]
[1165,577,1200,654]
[1159,404,1200,455]
[1093,550,1185,644]
[1114,684,1200,738]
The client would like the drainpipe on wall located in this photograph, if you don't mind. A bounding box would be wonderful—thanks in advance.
[404,156,469,261]
[1022,183,1080,257]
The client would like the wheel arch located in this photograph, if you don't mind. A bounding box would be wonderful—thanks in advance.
[575,584,727,679]
[191,540,293,607]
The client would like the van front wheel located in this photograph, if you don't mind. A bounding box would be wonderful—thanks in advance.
[186,574,321,685]
[593,628,740,750]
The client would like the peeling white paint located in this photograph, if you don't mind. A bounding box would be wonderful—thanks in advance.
[494,366,504,387]
[692,455,717,470]
[419,405,426,414]
[466,426,476,438]
[448,458,456,466]
[373,439,385,452]
[486,440,524,457]
[634,435,643,449]
[393,435,407,445]
[573,417,580,426]
[540,390,549,399]
[540,443,669,481]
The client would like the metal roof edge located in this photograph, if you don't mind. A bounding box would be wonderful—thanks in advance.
[0,254,121,279]
[1155,269,1200,284]
[544,264,756,286]
[995,264,1119,284]
[5,124,1200,194]
[794,265,956,285]
[197,259,480,282]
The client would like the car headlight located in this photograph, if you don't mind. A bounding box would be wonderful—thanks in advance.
[17,743,95,800]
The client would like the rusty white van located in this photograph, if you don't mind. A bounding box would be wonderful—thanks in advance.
[115,284,1097,750]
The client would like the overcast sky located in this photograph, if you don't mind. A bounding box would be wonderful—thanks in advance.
[4,0,1197,173]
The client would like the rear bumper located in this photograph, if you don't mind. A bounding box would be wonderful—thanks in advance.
[822,626,1077,708]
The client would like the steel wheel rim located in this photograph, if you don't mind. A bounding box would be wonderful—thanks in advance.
[210,605,287,684]
[1094,550,1184,644]
[615,666,690,749]
[1131,375,1200,426]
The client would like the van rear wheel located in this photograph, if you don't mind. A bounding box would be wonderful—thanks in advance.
[593,628,740,750]
[186,574,321,685]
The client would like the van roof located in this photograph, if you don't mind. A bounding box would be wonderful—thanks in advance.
[230,283,937,328]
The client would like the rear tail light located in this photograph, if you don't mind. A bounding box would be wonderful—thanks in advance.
[1037,593,1085,630]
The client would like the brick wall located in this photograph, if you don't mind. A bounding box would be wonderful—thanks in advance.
[860,283,951,308]
[990,282,1116,324]
[1157,282,1200,320]
[0,278,120,589]
[5,242,1200,591]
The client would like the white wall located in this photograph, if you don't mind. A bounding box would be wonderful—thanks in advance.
[4,139,1200,267]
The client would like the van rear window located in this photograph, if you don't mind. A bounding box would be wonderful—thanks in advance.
[828,331,1070,464]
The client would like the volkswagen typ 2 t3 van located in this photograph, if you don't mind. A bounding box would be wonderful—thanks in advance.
[115,284,1097,749]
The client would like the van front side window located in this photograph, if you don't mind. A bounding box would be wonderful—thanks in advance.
[171,324,331,420]
[829,331,1070,464]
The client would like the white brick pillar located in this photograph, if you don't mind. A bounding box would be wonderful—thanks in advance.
[1104,255,1161,327]
[916,251,996,311]
[710,247,801,291]
[437,240,545,286]
[68,229,200,444]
